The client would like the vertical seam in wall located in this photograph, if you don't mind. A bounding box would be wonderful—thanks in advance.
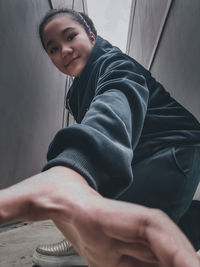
[83,0,88,14]
[148,0,174,71]
[126,0,137,54]
[48,0,53,9]
[72,0,75,10]
[82,0,84,12]
[62,76,69,127]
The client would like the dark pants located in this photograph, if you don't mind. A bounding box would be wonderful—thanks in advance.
[179,200,200,250]
[118,144,200,250]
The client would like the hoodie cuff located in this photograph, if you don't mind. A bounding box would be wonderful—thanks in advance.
[42,148,98,191]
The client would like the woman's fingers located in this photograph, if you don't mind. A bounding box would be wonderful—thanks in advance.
[143,209,199,267]
[92,199,199,267]
[119,255,159,267]
[116,240,158,264]
[172,249,200,267]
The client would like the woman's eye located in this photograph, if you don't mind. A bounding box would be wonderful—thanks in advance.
[67,33,76,41]
[49,47,58,54]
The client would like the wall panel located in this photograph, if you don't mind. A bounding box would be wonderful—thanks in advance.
[127,0,171,69]
[73,0,85,12]
[0,0,87,190]
[150,0,200,121]
[50,0,73,9]
[127,0,200,120]
[0,0,69,188]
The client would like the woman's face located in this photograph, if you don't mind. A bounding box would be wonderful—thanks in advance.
[42,14,96,77]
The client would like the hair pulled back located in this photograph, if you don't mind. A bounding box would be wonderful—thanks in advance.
[39,8,97,50]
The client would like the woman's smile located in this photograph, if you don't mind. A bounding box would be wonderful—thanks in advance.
[64,56,80,69]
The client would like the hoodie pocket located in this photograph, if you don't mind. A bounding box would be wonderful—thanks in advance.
[171,145,198,178]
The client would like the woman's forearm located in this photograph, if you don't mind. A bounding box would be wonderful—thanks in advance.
[1,166,200,266]
[0,182,33,224]
[0,166,99,225]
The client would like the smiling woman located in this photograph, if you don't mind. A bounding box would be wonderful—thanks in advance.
[41,14,96,77]
[1,6,200,267]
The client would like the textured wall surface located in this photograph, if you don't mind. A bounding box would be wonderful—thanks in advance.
[127,0,170,69]
[0,0,86,188]
[127,0,200,122]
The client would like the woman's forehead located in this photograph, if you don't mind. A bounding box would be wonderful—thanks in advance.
[42,14,82,43]
[43,14,80,33]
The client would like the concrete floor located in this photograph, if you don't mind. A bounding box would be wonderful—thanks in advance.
[0,220,199,266]
[0,220,64,267]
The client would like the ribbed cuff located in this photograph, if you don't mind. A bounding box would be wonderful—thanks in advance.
[42,148,98,191]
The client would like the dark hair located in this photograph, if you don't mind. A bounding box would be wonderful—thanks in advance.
[39,8,97,50]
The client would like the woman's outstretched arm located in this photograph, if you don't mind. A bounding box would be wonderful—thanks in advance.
[0,166,200,267]
[0,166,96,224]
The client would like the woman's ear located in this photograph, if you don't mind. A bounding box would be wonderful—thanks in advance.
[89,32,96,45]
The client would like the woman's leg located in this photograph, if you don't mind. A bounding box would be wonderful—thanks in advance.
[118,145,200,248]
[179,200,200,251]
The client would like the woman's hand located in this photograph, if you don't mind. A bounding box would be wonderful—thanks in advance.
[47,168,200,267]
[0,166,199,266]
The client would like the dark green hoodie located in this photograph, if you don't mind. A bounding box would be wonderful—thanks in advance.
[43,36,200,198]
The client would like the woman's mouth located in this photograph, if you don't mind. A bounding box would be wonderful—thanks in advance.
[64,56,80,68]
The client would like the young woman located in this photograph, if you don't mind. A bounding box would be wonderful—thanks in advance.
[1,8,200,267]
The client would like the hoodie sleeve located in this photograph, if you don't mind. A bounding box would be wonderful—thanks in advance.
[42,57,149,198]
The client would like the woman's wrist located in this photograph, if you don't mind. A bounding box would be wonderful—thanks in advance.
[43,166,102,222]
[47,166,105,249]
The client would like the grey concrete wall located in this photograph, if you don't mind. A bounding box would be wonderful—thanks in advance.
[127,0,200,122]
[51,0,73,8]
[127,0,171,69]
[0,0,86,189]
[50,0,87,12]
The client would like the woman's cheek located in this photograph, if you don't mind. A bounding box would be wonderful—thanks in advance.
[51,57,61,70]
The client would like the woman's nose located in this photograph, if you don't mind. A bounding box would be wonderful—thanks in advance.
[61,45,73,57]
